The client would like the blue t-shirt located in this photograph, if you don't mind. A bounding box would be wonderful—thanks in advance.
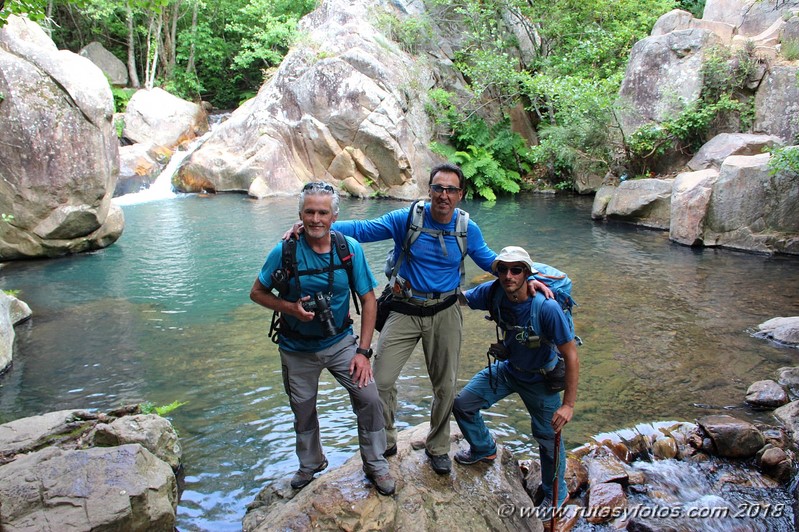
[333,203,495,295]
[464,281,574,383]
[257,234,378,352]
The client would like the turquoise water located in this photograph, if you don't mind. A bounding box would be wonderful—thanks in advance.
[0,193,797,530]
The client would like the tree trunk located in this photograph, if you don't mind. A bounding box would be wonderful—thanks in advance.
[185,1,199,74]
[127,3,141,88]
[145,13,163,90]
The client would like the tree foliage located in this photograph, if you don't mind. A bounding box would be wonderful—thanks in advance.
[422,0,677,195]
[40,0,316,108]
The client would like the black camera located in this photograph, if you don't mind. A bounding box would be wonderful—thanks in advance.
[487,342,509,361]
[302,292,337,337]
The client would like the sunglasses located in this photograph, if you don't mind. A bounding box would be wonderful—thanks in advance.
[430,184,462,195]
[496,265,525,275]
[302,182,334,192]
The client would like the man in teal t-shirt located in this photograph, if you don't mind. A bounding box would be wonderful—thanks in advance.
[250,181,394,496]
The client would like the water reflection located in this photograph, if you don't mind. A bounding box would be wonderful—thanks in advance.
[0,193,797,530]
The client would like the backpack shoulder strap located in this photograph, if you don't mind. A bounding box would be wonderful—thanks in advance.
[281,237,301,295]
[331,230,360,315]
[487,279,502,324]
[388,200,424,284]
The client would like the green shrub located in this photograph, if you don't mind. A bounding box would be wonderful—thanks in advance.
[111,87,136,114]
[374,11,434,55]
[140,400,188,417]
[768,146,799,176]
[782,40,799,61]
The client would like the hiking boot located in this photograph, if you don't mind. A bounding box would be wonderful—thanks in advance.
[365,470,396,496]
[454,447,497,465]
[425,449,451,474]
[383,444,398,458]
[537,494,569,523]
[290,456,328,490]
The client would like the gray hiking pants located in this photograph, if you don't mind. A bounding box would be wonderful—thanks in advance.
[280,335,389,476]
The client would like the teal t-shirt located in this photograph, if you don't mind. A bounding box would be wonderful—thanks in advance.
[257,234,378,352]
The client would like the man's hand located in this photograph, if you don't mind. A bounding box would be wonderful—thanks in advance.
[282,221,304,241]
[292,296,315,321]
[551,404,573,432]
[528,279,554,299]
[349,353,373,388]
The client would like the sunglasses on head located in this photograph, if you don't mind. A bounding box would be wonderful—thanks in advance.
[302,181,334,192]
[496,265,525,275]
[430,184,462,194]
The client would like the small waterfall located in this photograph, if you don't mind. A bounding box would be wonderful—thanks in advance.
[113,111,230,206]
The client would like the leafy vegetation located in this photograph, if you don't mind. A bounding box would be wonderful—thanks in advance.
[140,400,187,416]
[768,146,799,176]
[419,0,677,196]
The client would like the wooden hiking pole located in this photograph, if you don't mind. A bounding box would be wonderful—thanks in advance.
[550,430,562,532]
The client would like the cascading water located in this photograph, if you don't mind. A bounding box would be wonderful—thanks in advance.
[112,111,230,206]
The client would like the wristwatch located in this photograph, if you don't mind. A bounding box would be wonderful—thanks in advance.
[356,347,373,359]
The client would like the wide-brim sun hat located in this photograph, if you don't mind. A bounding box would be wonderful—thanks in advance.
[491,246,537,274]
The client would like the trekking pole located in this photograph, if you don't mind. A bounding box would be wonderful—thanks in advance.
[550,430,561,532]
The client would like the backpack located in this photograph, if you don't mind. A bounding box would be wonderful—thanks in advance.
[375,200,469,331]
[384,199,470,286]
[268,230,359,343]
[487,262,581,347]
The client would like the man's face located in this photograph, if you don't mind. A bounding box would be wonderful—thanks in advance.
[300,194,337,240]
[429,170,464,222]
[497,262,528,294]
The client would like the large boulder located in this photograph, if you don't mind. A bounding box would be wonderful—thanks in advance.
[753,65,799,143]
[122,87,208,148]
[603,178,675,230]
[702,153,799,254]
[754,317,799,347]
[0,407,182,531]
[687,133,784,171]
[703,0,799,36]
[78,41,128,86]
[617,28,722,137]
[670,168,719,246]
[0,15,123,260]
[243,422,545,531]
[179,0,466,199]
[0,291,31,373]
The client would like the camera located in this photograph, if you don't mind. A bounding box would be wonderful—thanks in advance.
[302,292,337,337]
[487,342,509,361]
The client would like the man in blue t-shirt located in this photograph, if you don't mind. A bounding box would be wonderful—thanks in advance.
[453,246,579,517]
[250,182,394,496]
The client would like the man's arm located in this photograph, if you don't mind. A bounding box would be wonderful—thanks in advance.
[249,278,314,322]
[551,339,578,432]
[349,289,376,387]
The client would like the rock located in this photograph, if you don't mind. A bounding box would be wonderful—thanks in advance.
[745,379,789,409]
[754,66,799,142]
[758,446,793,482]
[565,454,588,495]
[591,185,616,220]
[703,0,799,36]
[777,367,799,398]
[94,414,182,470]
[122,87,208,148]
[617,29,722,137]
[696,414,765,458]
[701,153,799,255]
[0,292,13,373]
[181,0,468,198]
[773,400,799,446]
[583,446,629,485]
[669,169,719,246]
[573,172,605,195]
[116,143,170,197]
[0,15,123,260]
[243,422,544,531]
[79,41,128,86]
[755,317,799,347]
[652,436,678,459]
[586,482,627,524]
[687,133,784,171]
[604,178,674,230]
[0,444,177,531]
[0,407,181,531]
